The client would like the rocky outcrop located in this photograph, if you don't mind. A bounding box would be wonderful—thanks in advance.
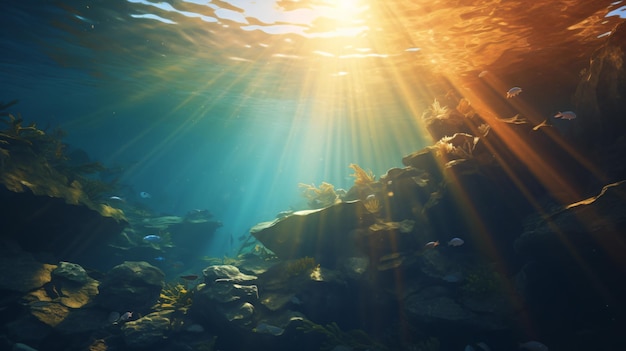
[251,201,376,265]
[96,261,165,312]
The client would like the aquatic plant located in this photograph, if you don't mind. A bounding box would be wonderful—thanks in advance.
[0,104,118,202]
[154,283,194,313]
[285,256,317,277]
[430,134,478,160]
[422,99,450,122]
[363,196,382,214]
[297,319,388,351]
[461,263,505,296]
[349,163,376,187]
[299,181,339,208]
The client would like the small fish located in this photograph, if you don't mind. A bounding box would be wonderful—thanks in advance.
[448,237,464,246]
[532,119,551,131]
[424,241,439,249]
[180,274,199,281]
[139,191,152,199]
[506,86,522,98]
[519,341,549,351]
[154,256,165,262]
[143,234,162,243]
[554,111,576,120]
[108,196,125,202]
[118,311,133,322]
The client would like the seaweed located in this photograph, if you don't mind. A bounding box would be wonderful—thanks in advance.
[0,102,118,202]
[285,256,317,277]
[297,319,388,351]
[421,99,450,122]
[298,181,339,208]
[349,163,376,187]
[154,283,194,313]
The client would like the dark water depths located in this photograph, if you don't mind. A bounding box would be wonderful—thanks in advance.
[1,0,624,254]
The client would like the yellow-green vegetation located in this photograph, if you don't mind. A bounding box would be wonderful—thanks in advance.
[154,283,194,313]
[285,256,317,277]
[0,101,118,203]
[462,263,505,296]
[363,196,382,214]
[349,163,376,187]
[297,320,388,351]
[299,182,339,208]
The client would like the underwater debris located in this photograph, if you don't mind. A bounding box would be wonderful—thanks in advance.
[349,163,376,186]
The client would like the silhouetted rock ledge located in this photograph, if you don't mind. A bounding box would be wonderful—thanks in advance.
[250,201,376,265]
[0,167,127,265]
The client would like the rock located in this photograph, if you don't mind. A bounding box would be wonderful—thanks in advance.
[0,243,55,293]
[221,302,254,323]
[405,286,474,323]
[96,261,164,312]
[574,21,626,146]
[121,311,172,349]
[202,265,257,284]
[251,201,376,265]
[0,183,126,268]
[52,262,89,284]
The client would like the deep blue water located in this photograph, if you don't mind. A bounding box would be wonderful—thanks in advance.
[1,0,624,254]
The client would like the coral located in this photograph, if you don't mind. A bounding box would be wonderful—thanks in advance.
[430,134,478,160]
[422,99,450,122]
[349,163,376,187]
[299,181,339,208]
[363,196,382,214]
[154,283,194,313]
[297,319,388,351]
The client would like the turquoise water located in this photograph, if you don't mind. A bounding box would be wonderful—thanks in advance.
[2,0,461,255]
[2,1,626,351]
[1,1,623,254]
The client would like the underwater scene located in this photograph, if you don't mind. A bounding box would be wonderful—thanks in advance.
[1,0,626,350]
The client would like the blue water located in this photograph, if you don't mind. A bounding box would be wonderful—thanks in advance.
[0,0,623,258]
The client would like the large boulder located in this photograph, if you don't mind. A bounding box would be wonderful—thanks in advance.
[96,261,165,312]
[251,201,376,265]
